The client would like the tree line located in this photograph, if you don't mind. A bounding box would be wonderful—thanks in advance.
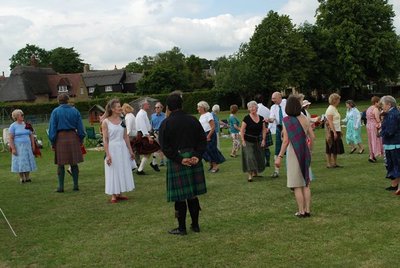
[8,0,400,104]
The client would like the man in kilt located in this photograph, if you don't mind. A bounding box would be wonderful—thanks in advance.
[48,94,85,192]
[159,94,207,235]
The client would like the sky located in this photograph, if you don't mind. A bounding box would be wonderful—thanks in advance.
[1,0,399,76]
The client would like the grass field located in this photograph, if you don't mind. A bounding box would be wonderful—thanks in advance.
[1,101,400,267]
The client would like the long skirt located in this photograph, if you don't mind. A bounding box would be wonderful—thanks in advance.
[203,131,225,164]
[11,142,37,173]
[345,119,362,145]
[367,125,383,158]
[166,152,207,202]
[242,140,265,173]
[385,148,400,180]
[55,131,83,165]
[325,131,345,155]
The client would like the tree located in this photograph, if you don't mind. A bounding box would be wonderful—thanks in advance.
[214,45,258,108]
[49,47,84,73]
[246,11,315,96]
[125,55,155,73]
[316,0,400,98]
[9,44,50,70]
[137,65,185,94]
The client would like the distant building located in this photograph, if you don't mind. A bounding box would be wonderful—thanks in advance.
[47,73,89,101]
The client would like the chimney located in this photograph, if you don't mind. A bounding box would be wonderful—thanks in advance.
[30,54,38,67]
[114,65,117,70]
[83,64,90,73]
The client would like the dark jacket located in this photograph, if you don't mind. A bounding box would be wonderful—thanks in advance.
[381,107,400,145]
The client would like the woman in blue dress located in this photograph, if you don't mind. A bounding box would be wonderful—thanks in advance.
[343,100,365,154]
[9,109,37,183]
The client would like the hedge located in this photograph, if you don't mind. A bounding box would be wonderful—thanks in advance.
[0,90,240,117]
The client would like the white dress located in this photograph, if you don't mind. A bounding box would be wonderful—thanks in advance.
[104,119,135,195]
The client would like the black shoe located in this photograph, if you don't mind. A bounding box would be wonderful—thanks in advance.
[73,187,79,191]
[385,185,398,191]
[294,212,306,218]
[168,228,187,235]
[368,158,376,163]
[190,224,200,233]
[304,212,311,217]
[25,179,32,183]
[56,188,64,193]
[136,170,146,175]
[150,163,160,172]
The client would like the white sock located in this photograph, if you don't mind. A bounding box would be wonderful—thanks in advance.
[138,156,148,171]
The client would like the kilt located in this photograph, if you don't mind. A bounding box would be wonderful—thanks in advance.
[274,128,282,156]
[385,148,400,180]
[265,131,273,147]
[131,135,160,155]
[242,140,265,173]
[55,131,84,165]
[166,152,207,202]
[325,131,345,155]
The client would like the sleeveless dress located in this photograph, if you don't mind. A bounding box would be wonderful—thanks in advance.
[286,116,313,188]
[104,119,135,195]
[366,106,383,158]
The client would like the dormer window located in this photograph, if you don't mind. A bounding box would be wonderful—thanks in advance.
[89,87,95,94]
[105,85,113,92]
[58,85,68,93]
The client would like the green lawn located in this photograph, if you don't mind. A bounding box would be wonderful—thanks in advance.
[1,102,400,267]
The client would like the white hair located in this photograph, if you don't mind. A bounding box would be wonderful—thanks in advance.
[212,104,220,113]
[197,101,210,111]
[247,101,258,109]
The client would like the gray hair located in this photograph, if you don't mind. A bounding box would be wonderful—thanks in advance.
[380,95,397,108]
[247,101,258,109]
[11,109,23,121]
[197,101,210,111]
[140,98,149,108]
[212,104,220,113]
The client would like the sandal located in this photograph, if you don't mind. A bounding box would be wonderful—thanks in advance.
[294,212,306,218]
[117,196,129,201]
[358,149,365,154]
[350,148,356,154]
[247,176,253,182]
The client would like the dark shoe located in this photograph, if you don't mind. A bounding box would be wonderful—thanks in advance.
[350,148,356,154]
[266,162,270,167]
[136,170,146,175]
[56,188,64,193]
[73,187,79,191]
[150,163,160,172]
[25,179,32,183]
[117,196,129,201]
[368,158,376,163]
[67,168,72,176]
[168,228,187,236]
[358,149,365,154]
[271,171,279,178]
[386,185,398,191]
[334,165,343,168]
[190,224,200,233]
[373,157,377,161]
[294,212,306,218]
[304,212,311,217]
[20,179,25,184]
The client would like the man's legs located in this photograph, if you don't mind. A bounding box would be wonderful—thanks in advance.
[57,165,65,192]
[70,165,79,191]
[169,201,187,235]
[187,197,201,232]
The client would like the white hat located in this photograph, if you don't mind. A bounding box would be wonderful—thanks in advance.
[302,100,311,107]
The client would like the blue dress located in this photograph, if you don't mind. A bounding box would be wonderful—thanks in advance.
[9,122,37,173]
[344,108,362,145]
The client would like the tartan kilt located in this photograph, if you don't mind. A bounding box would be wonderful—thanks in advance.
[265,131,273,147]
[274,128,283,155]
[166,152,207,202]
[55,131,84,165]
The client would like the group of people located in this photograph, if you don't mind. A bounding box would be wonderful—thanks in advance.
[7,90,400,234]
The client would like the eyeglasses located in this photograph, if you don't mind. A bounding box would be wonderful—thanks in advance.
[21,114,24,116]
[155,107,161,109]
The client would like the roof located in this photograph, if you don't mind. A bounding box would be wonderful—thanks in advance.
[125,72,143,84]
[82,70,125,87]
[0,66,56,102]
[47,73,83,97]
[88,104,105,113]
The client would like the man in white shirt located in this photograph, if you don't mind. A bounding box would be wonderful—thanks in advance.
[255,94,271,167]
[136,99,160,174]
[269,92,287,178]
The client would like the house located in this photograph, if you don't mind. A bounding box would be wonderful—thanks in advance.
[82,69,126,96]
[0,66,57,103]
[88,104,105,124]
[47,73,89,101]
[124,72,143,93]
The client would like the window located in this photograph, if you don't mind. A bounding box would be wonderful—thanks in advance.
[89,87,95,94]
[80,87,84,95]
[58,85,68,93]
[105,85,113,92]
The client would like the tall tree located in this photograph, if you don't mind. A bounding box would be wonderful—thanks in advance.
[246,11,315,96]
[316,0,400,97]
[49,47,84,73]
[9,44,50,70]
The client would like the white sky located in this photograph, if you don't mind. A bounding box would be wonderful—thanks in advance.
[0,0,399,76]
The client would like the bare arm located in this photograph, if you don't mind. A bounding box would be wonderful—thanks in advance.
[9,134,17,155]
[326,114,338,140]
[274,125,289,168]
[207,120,215,141]
[123,127,134,159]
[240,121,247,147]
[102,120,111,165]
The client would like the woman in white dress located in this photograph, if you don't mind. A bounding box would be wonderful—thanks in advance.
[102,99,135,203]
